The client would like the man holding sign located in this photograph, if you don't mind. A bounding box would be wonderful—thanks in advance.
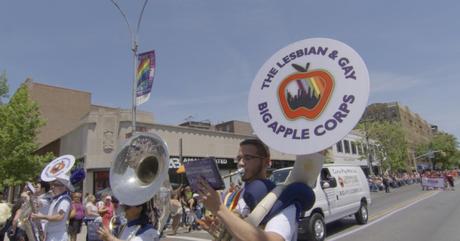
[199,37,370,241]
[198,139,301,241]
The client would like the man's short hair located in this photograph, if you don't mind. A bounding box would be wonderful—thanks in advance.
[240,138,270,159]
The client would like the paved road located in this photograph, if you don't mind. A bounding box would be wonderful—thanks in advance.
[10,182,441,241]
[328,187,458,241]
[161,182,436,241]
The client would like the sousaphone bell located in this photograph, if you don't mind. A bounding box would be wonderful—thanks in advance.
[110,132,171,231]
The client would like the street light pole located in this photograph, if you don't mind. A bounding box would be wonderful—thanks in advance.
[364,120,374,176]
[109,0,150,134]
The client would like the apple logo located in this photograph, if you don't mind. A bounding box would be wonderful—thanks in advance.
[278,63,335,120]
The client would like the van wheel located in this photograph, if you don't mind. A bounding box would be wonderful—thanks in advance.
[355,202,368,224]
[306,213,326,241]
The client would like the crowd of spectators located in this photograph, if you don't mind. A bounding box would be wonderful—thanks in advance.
[368,169,459,193]
[368,172,421,192]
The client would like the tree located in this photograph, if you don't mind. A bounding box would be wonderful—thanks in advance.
[0,71,8,104]
[357,121,409,173]
[416,132,459,169]
[0,84,53,190]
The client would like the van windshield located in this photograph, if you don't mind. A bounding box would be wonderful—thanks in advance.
[270,169,291,184]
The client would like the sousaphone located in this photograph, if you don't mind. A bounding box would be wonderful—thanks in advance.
[110,132,171,232]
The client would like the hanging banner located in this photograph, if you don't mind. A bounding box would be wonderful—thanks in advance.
[136,50,156,106]
[248,38,370,155]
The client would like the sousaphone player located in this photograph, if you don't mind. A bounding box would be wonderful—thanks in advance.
[97,133,171,241]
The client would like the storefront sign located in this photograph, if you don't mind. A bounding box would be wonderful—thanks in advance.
[169,156,236,169]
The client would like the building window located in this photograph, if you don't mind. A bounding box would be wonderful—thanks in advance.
[344,140,350,154]
[336,141,343,153]
[351,142,357,154]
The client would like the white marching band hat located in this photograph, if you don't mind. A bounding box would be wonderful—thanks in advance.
[41,154,76,192]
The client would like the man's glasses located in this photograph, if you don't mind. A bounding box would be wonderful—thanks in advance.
[236,154,265,162]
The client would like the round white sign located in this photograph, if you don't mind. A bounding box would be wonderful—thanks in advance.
[248,38,369,155]
[41,154,75,181]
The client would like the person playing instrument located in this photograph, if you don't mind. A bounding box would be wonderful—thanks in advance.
[33,180,52,240]
[97,201,159,241]
[31,177,73,241]
[197,138,300,241]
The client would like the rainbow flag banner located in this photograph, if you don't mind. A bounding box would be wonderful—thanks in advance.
[136,50,156,106]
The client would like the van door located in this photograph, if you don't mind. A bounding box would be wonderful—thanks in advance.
[320,168,340,222]
[330,166,363,217]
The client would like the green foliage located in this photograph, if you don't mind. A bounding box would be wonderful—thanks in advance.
[357,120,409,172]
[0,85,53,186]
[0,71,8,104]
[416,132,459,169]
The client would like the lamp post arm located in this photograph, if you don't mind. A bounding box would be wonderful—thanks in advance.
[109,0,134,40]
[109,0,150,133]
[136,0,149,34]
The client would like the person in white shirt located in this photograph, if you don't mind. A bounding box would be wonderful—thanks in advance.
[97,202,159,241]
[31,178,72,241]
[198,138,298,241]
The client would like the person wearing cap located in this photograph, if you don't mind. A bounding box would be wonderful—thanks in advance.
[97,202,159,241]
[31,177,73,241]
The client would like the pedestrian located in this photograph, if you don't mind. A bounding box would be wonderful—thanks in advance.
[84,194,100,241]
[98,196,113,230]
[383,175,390,193]
[69,192,85,241]
[446,171,455,191]
[168,192,182,235]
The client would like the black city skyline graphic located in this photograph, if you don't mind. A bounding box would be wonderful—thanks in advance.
[286,85,321,110]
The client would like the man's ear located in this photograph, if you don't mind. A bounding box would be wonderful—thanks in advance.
[267,160,272,168]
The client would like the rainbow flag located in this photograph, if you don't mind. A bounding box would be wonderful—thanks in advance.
[136,50,156,106]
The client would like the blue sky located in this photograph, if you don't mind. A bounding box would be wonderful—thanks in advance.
[1,0,459,141]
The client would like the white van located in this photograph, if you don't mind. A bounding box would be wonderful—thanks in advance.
[270,164,371,241]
